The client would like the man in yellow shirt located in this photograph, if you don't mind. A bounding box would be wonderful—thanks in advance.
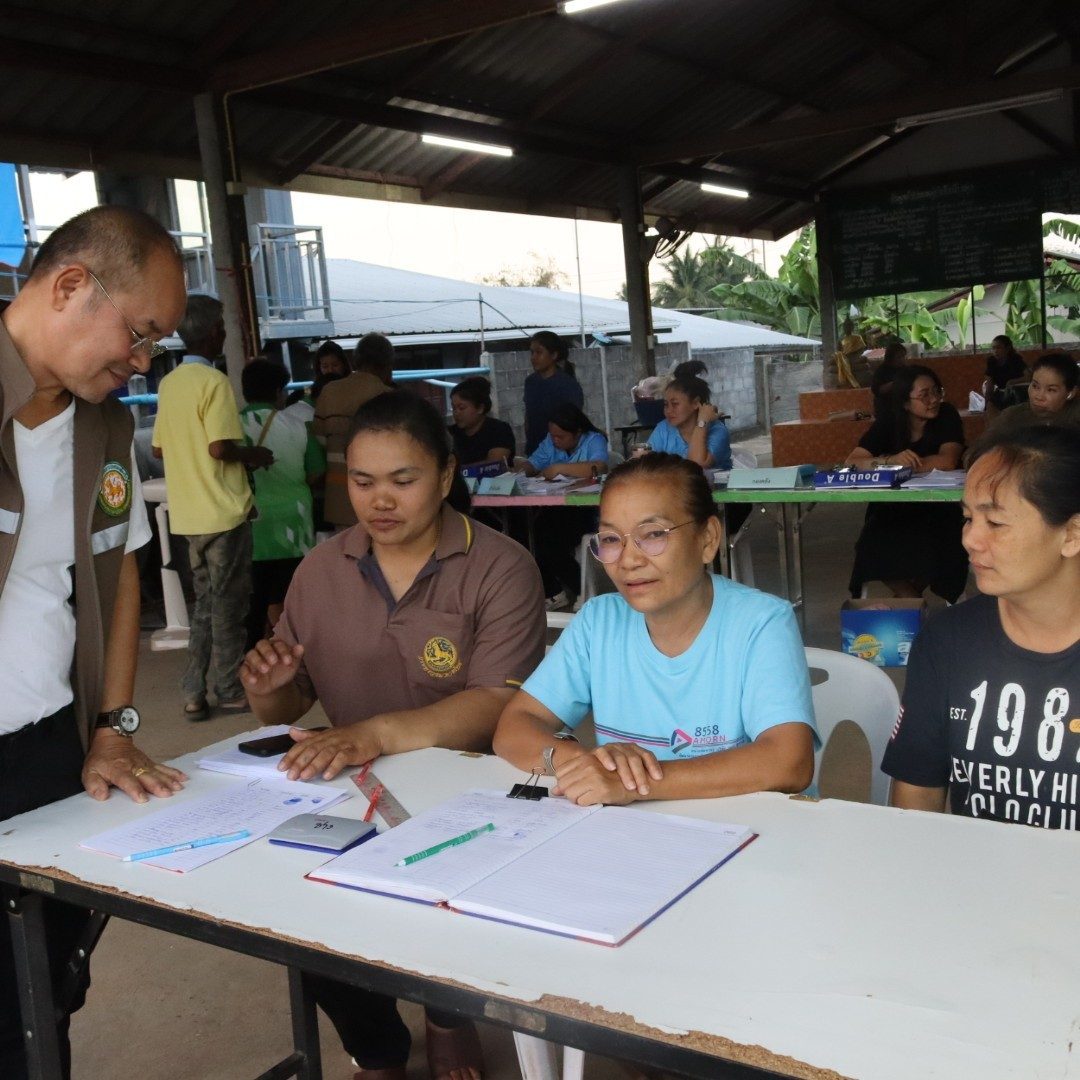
[152,295,272,720]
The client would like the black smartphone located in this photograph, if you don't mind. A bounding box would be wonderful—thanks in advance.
[237,733,296,757]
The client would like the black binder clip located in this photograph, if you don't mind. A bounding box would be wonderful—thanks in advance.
[507,771,548,800]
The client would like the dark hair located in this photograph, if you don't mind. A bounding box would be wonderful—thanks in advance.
[1032,351,1080,390]
[451,375,492,415]
[177,294,224,354]
[348,391,470,513]
[882,342,908,368]
[547,402,600,438]
[29,205,181,292]
[969,426,1080,527]
[531,331,575,378]
[354,332,395,377]
[602,453,717,527]
[315,339,347,364]
[885,364,943,448]
[842,318,855,335]
[667,359,711,405]
[242,358,288,404]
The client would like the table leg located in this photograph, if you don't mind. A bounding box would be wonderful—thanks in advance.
[288,968,323,1080]
[775,505,790,603]
[717,505,732,578]
[5,887,65,1080]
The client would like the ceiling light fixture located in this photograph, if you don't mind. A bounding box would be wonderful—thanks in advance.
[700,182,750,199]
[421,133,513,157]
[895,89,1062,131]
[560,0,626,13]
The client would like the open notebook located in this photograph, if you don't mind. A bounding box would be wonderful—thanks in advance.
[307,789,756,946]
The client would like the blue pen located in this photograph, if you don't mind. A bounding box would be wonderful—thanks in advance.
[122,829,251,863]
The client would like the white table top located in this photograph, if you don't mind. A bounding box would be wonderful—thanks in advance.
[3,736,1079,1080]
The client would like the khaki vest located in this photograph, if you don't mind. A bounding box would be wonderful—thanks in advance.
[0,315,134,748]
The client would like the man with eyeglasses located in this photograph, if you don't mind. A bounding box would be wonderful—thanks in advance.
[152,294,273,722]
[0,204,190,1079]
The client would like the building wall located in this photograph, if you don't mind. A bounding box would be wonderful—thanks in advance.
[758,355,825,426]
[487,341,692,452]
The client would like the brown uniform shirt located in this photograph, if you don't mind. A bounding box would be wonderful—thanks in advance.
[274,504,546,725]
[313,371,390,526]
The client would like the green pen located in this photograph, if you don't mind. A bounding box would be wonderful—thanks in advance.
[395,822,495,867]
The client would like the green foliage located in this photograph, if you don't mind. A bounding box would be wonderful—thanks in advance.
[709,227,822,338]
[650,240,767,310]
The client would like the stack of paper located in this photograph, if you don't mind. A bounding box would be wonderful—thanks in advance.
[902,468,967,489]
[197,725,293,779]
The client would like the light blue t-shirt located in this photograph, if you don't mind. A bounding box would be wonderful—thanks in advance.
[527,429,609,473]
[522,575,817,760]
[646,419,732,469]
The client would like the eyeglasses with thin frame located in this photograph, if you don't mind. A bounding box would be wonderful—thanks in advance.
[909,386,945,402]
[86,269,171,360]
[588,520,695,564]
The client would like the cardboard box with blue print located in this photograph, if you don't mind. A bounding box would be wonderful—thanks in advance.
[840,599,926,667]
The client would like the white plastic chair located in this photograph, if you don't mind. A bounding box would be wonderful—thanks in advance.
[804,646,899,806]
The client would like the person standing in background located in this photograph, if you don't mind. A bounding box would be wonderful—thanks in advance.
[152,294,273,721]
[314,332,394,529]
[240,359,326,648]
[523,331,583,454]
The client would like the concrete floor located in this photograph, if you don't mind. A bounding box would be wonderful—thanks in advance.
[64,437,953,1079]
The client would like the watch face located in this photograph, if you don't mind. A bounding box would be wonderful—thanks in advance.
[116,707,140,735]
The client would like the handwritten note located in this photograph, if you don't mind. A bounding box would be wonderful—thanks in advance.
[81,778,348,872]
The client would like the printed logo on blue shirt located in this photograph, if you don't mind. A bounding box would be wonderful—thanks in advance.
[670,728,694,754]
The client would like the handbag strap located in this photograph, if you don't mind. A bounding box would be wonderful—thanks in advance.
[254,408,278,448]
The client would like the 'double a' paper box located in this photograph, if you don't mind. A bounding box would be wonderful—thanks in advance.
[840,599,926,667]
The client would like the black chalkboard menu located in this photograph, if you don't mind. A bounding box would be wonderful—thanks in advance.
[826,172,1044,299]
[1043,162,1080,215]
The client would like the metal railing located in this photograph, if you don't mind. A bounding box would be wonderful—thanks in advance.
[250,222,331,324]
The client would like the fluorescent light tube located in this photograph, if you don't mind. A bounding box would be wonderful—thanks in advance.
[421,133,513,157]
[700,182,750,199]
[561,0,625,12]
[896,90,1062,130]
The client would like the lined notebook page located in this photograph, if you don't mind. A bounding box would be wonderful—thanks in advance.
[309,789,599,903]
[452,807,754,944]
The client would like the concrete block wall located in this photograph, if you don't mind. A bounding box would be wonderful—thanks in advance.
[688,348,758,433]
[487,341,690,452]
[757,354,824,427]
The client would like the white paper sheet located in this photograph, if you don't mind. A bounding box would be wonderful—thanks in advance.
[310,788,598,902]
[81,777,349,872]
[196,724,293,779]
[902,468,967,489]
[455,808,753,943]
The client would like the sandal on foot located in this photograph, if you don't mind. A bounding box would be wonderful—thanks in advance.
[183,702,210,722]
[425,1017,484,1080]
[217,698,251,714]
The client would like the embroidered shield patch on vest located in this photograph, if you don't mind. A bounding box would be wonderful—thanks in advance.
[98,461,131,517]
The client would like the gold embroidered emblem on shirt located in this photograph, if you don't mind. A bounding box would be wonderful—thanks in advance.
[420,636,461,678]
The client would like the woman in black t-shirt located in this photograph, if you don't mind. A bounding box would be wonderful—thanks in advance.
[448,376,515,465]
[845,365,967,601]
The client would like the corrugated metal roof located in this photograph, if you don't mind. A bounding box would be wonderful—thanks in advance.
[323,258,817,350]
[1,0,1075,241]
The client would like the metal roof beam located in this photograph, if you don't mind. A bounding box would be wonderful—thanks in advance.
[0,4,180,52]
[274,121,360,186]
[211,0,560,94]
[814,1,935,76]
[250,87,629,165]
[635,63,1080,162]
[0,36,199,91]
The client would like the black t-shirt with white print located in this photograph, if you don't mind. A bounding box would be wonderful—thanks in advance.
[882,594,1080,830]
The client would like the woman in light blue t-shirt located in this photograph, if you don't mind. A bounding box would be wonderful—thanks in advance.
[523,403,609,610]
[494,452,817,805]
[644,361,732,469]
